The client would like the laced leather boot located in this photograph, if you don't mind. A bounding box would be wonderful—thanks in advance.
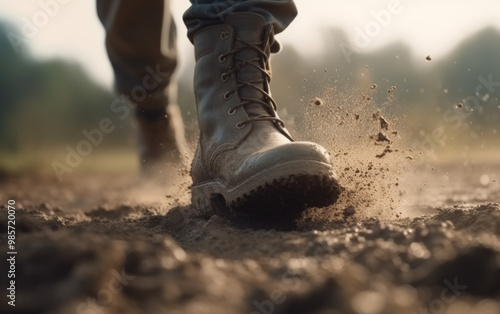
[191,13,341,214]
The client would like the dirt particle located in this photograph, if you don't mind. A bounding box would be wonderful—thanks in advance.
[426,55,432,61]
[371,132,391,144]
[343,205,356,217]
[456,103,464,109]
[355,114,360,120]
[379,116,390,130]
[310,97,323,106]
[376,146,393,159]
[370,84,377,90]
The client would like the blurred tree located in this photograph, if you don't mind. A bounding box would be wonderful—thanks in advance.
[436,27,500,135]
[1,19,498,162]
[0,21,131,154]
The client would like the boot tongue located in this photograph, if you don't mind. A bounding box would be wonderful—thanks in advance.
[225,14,271,118]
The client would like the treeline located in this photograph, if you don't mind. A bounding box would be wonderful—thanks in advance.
[0,21,128,153]
[1,21,499,154]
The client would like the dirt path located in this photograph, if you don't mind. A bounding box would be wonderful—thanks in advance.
[1,162,499,314]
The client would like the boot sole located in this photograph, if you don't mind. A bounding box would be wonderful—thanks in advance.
[191,160,341,217]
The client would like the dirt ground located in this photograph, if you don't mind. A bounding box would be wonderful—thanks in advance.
[1,159,499,314]
[1,94,500,314]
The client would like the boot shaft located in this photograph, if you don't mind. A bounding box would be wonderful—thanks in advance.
[193,13,291,151]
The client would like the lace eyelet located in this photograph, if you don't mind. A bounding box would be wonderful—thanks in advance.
[221,73,229,82]
[228,107,236,115]
[218,54,227,63]
[236,122,245,129]
[223,91,232,100]
[220,31,229,40]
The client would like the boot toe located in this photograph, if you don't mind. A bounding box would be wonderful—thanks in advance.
[235,141,334,180]
[220,141,341,220]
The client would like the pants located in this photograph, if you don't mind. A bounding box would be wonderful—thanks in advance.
[96,0,297,112]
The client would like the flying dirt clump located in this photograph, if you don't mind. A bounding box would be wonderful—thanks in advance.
[376,146,394,159]
[371,132,392,144]
[310,97,324,106]
[302,81,412,220]
[343,205,356,217]
[373,109,390,130]
[387,86,397,101]
[379,116,390,130]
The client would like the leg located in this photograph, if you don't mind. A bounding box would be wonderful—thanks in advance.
[97,0,186,175]
[183,0,298,44]
[185,1,341,216]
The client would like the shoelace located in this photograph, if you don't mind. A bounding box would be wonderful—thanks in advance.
[219,36,286,130]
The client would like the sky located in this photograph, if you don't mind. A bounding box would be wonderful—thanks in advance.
[1,0,499,89]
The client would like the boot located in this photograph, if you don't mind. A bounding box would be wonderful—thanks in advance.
[134,87,187,177]
[191,13,341,214]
